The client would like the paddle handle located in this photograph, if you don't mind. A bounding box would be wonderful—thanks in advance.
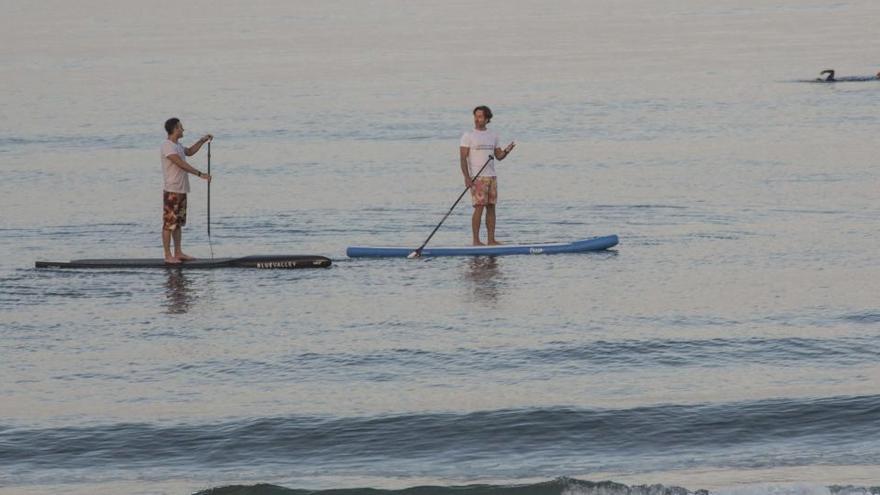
[411,155,494,257]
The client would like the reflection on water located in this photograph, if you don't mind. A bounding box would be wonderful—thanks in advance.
[164,268,196,314]
[462,256,505,305]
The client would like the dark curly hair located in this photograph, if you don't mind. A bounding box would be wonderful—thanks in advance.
[473,105,493,122]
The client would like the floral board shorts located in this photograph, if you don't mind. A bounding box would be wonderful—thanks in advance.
[470,176,497,206]
[163,191,188,231]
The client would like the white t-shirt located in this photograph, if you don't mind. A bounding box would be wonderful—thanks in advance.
[161,139,190,193]
[460,129,500,177]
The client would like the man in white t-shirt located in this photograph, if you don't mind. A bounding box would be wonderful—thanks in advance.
[460,105,516,245]
[161,117,212,264]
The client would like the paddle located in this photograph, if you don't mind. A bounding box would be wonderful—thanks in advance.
[407,155,494,259]
[207,141,214,259]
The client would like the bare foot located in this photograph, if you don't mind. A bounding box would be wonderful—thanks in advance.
[488,240,503,246]
[472,240,485,246]
[164,256,182,264]
[176,253,197,261]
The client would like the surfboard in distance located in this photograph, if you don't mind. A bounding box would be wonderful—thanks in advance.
[35,255,332,269]
[347,235,618,258]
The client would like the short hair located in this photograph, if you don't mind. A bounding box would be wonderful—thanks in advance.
[164,118,180,135]
[473,105,493,122]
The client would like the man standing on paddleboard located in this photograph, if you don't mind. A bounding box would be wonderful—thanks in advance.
[161,118,212,264]
[460,106,515,245]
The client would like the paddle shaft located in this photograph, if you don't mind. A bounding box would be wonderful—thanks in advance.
[207,141,213,258]
[411,155,494,257]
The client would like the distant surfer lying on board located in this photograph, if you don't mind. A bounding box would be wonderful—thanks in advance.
[816,69,880,82]
[161,118,212,264]
[460,106,515,246]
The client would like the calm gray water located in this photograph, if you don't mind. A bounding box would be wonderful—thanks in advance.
[2,1,880,494]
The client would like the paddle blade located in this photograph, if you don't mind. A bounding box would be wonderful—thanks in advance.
[407,250,421,259]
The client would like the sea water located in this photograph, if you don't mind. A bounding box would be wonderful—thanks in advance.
[1,1,879,494]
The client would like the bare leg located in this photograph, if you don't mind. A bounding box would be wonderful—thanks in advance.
[163,229,181,263]
[173,229,196,261]
[486,204,501,245]
[472,205,485,245]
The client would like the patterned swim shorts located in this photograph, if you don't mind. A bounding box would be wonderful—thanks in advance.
[163,191,188,231]
[470,176,497,207]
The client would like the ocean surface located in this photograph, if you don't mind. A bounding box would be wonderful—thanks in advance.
[2,1,879,494]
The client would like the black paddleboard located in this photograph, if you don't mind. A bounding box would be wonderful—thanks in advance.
[35,255,332,269]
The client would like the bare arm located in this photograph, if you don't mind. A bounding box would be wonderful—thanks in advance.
[167,153,211,181]
[185,134,213,156]
[494,141,516,161]
[460,146,472,188]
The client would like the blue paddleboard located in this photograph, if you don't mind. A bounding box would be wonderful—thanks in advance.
[347,235,618,258]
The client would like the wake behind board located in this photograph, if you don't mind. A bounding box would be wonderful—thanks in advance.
[35,255,332,269]
[347,235,618,258]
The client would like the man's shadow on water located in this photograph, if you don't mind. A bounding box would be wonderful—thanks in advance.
[462,256,505,305]
[164,268,196,314]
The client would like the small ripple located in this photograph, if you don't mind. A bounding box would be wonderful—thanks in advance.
[842,312,880,324]
[131,335,880,387]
